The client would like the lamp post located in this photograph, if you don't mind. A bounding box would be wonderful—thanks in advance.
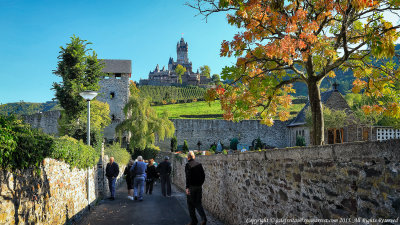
[79,90,98,211]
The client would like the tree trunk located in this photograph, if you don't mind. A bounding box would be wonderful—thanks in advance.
[307,79,324,145]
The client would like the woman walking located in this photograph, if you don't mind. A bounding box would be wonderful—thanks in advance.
[124,159,134,200]
[146,159,157,195]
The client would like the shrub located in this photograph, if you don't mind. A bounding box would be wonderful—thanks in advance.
[132,145,160,160]
[252,137,264,150]
[209,145,216,152]
[52,136,99,169]
[0,115,54,171]
[230,138,239,150]
[296,136,306,147]
[0,115,101,172]
[105,143,131,166]
[183,140,189,153]
[171,136,178,152]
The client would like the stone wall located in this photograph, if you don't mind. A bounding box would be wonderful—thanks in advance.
[157,119,289,151]
[22,110,61,136]
[171,140,400,225]
[0,156,126,225]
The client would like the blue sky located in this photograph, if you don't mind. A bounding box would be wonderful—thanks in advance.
[0,0,238,104]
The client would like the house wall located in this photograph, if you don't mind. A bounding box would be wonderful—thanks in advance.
[288,126,310,147]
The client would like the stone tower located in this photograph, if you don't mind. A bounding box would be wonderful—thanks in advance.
[97,59,131,142]
[177,37,188,64]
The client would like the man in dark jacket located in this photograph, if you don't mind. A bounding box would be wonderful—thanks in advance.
[157,156,172,197]
[105,157,119,200]
[185,151,207,225]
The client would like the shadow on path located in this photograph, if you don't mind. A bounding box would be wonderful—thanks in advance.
[75,182,190,225]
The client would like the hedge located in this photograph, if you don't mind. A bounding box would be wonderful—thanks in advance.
[0,115,99,172]
[52,136,99,169]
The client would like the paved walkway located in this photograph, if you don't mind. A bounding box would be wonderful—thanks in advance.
[75,181,224,225]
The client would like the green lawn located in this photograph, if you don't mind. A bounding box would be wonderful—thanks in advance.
[153,100,305,120]
[154,101,224,119]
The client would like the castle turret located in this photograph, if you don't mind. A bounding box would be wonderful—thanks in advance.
[98,59,131,141]
[177,37,188,64]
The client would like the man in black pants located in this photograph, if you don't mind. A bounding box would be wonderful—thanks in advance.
[105,157,119,200]
[157,156,172,197]
[185,151,207,225]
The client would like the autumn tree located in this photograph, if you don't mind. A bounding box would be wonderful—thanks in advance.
[200,65,211,78]
[116,82,175,150]
[189,0,400,145]
[175,64,187,85]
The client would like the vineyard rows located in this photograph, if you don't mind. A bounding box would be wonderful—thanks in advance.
[138,85,207,104]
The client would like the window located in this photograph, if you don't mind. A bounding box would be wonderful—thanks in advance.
[110,92,115,99]
[115,73,121,79]
[328,128,344,144]
[111,114,116,121]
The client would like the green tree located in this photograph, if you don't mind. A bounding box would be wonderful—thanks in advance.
[59,100,111,146]
[211,74,222,85]
[200,65,211,78]
[175,64,186,85]
[306,107,349,130]
[52,35,105,126]
[191,0,400,145]
[116,83,175,150]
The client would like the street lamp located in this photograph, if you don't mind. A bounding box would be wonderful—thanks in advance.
[79,90,97,211]
[79,91,98,146]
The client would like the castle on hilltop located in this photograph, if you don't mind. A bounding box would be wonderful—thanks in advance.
[139,38,211,86]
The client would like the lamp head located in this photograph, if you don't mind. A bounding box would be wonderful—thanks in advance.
[79,91,98,101]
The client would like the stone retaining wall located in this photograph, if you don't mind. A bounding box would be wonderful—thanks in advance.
[0,156,125,225]
[157,119,289,151]
[171,140,400,225]
[22,110,61,136]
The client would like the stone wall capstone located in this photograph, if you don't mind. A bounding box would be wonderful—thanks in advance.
[170,140,400,225]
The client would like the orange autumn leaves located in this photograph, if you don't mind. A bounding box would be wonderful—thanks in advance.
[206,0,400,125]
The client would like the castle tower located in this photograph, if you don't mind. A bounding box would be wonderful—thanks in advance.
[97,59,131,142]
[177,37,188,64]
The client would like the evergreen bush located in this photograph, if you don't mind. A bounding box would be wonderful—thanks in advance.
[171,136,178,152]
[183,140,189,153]
[296,136,306,147]
[230,138,239,150]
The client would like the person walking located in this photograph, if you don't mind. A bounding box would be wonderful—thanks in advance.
[157,156,172,197]
[145,159,157,194]
[123,159,134,200]
[105,157,119,200]
[131,156,147,201]
[185,151,207,225]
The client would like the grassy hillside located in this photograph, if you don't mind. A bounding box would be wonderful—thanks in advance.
[0,101,61,116]
[153,100,305,120]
